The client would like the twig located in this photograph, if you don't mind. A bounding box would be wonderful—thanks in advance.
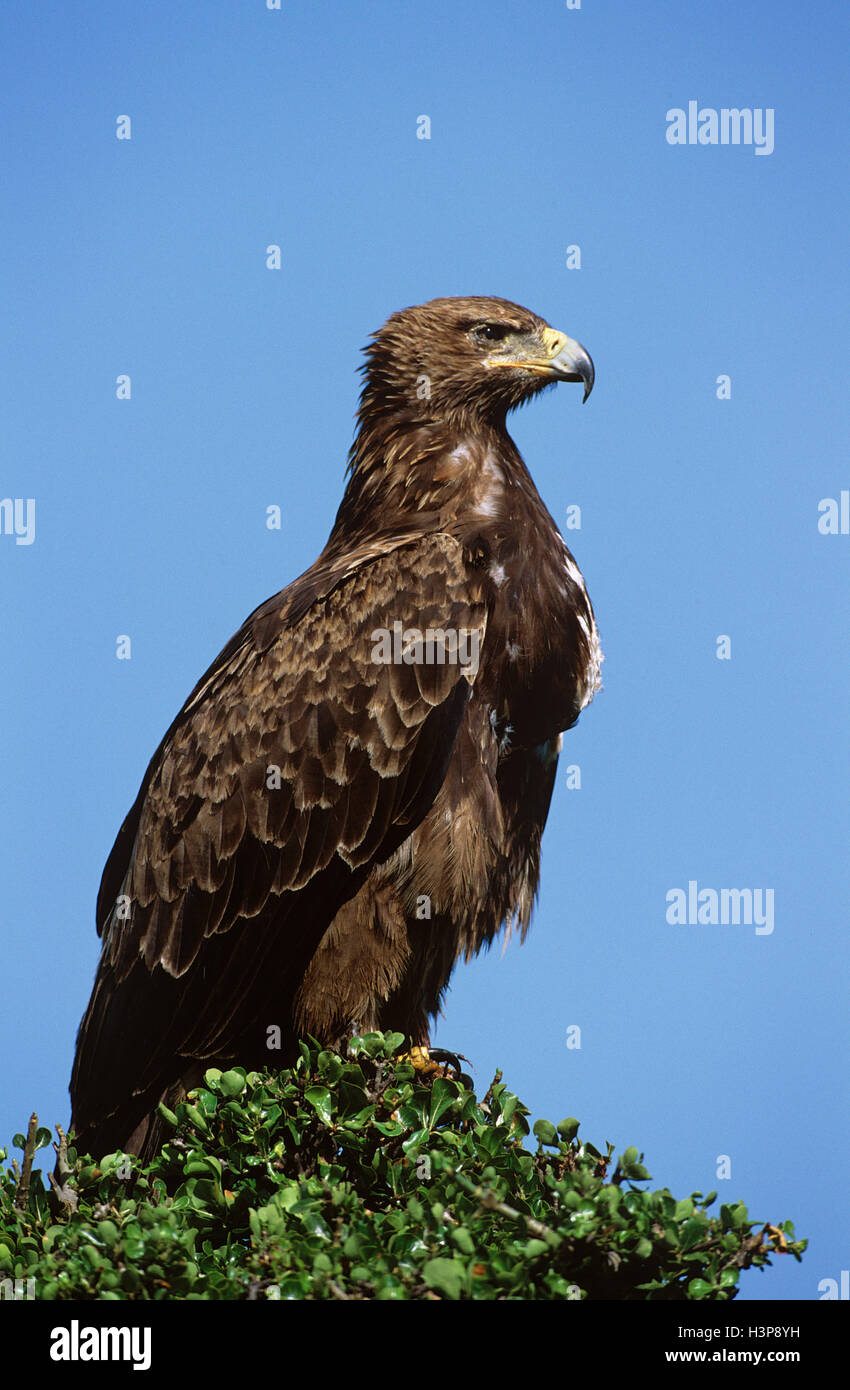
[453,1169,560,1243]
[48,1123,78,1212]
[14,1113,38,1211]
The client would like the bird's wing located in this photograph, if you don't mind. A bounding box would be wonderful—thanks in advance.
[71,532,487,1139]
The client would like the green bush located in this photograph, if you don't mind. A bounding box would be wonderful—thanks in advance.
[0,1033,804,1300]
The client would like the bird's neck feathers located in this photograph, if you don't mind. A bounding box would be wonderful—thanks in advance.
[325,409,528,557]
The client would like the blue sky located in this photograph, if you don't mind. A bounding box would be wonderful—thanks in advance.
[1,0,847,1302]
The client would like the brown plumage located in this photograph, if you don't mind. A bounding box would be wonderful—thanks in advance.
[70,296,602,1159]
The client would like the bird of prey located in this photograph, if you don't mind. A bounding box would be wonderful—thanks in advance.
[70,296,601,1159]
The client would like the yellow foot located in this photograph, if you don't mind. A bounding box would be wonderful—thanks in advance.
[405,1045,472,1085]
[407,1044,448,1079]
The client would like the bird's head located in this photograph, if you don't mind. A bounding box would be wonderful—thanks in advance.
[356,296,594,435]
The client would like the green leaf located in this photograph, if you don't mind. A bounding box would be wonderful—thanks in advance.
[450,1227,476,1256]
[423,1257,466,1299]
[533,1119,558,1146]
[680,1218,706,1252]
[401,1127,431,1157]
[406,1197,424,1223]
[428,1078,457,1127]
[318,1055,344,1086]
[304,1086,334,1125]
[218,1069,247,1097]
[372,1119,404,1137]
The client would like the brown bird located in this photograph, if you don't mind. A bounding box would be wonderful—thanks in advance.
[69,296,601,1160]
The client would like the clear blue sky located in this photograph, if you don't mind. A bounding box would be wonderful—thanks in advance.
[1,0,847,1302]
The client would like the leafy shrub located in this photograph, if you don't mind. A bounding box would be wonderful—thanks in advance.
[0,1033,804,1300]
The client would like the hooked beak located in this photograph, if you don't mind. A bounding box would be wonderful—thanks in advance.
[486,325,595,402]
[537,327,595,402]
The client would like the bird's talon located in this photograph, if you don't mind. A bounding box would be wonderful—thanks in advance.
[405,1045,472,1087]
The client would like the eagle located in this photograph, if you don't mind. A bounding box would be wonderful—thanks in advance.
[69,296,601,1160]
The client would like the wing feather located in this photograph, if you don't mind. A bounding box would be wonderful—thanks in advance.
[71,532,487,1146]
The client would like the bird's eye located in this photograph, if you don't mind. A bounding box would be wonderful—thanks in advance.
[473,323,513,344]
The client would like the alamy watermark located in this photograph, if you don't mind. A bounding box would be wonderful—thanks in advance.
[666,880,774,935]
[371,621,480,676]
[666,102,774,156]
[50,1320,151,1370]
